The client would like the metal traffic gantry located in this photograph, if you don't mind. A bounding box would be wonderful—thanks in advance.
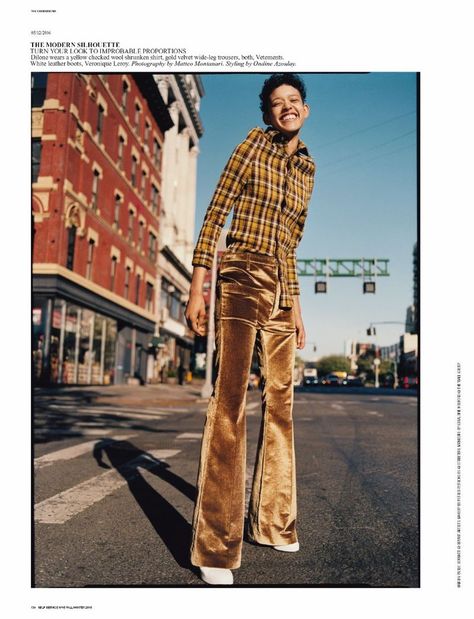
[296,258,390,293]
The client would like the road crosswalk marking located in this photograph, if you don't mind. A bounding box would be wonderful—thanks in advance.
[246,402,260,416]
[35,449,181,524]
[35,428,114,438]
[34,434,137,470]
[176,433,203,440]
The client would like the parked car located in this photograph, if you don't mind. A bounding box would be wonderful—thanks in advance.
[303,375,318,387]
[400,376,418,389]
[321,373,342,386]
[345,376,365,387]
[380,374,396,388]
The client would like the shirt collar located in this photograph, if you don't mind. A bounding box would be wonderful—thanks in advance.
[263,126,310,157]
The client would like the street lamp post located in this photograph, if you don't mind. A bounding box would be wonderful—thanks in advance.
[201,250,218,399]
[373,357,381,389]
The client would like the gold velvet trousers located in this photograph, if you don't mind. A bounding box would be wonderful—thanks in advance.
[190,250,298,569]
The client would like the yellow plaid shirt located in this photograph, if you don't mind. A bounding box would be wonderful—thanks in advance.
[192,126,316,308]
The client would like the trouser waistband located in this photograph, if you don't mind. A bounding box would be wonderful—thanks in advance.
[221,249,279,266]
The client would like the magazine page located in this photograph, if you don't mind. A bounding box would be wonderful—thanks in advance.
[4,1,473,617]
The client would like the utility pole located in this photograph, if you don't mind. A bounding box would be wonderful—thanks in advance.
[201,250,218,399]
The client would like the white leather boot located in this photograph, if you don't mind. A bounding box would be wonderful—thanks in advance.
[199,567,234,585]
[273,541,300,552]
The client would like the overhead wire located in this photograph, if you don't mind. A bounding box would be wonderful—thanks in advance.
[316,110,416,150]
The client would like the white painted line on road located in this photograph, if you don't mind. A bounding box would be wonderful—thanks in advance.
[107,407,191,414]
[35,428,114,438]
[48,404,77,409]
[34,434,137,470]
[176,433,203,440]
[246,402,260,416]
[35,449,181,524]
[367,411,383,417]
[45,403,194,413]
[44,405,189,417]
[73,407,166,420]
[330,403,344,410]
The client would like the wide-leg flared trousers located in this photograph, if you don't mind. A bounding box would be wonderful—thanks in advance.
[190,250,298,569]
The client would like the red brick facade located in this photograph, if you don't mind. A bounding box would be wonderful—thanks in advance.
[32,73,165,313]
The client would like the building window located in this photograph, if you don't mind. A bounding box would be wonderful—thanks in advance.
[74,120,85,150]
[31,73,48,107]
[148,232,157,262]
[153,138,161,167]
[121,80,129,113]
[145,282,154,312]
[66,226,77,271]
[32,138,42,182]
[124,266,131,300]
[86,239,95,280]
[91,169,100,211]
[160,278,184,323]
[138,220,145,251]
[135,274,141,305]
[134,103,141,132]
[141,169,147,196]
[113,194,122,228]
[151,184,159,215]
[97,104,105,142]
[144,120,151,142]
[131,155,137,186]
[118,134,125,169]
[110,256,117,291]
[128,209,135,243]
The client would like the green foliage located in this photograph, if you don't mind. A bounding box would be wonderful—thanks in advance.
[379,360,393,376]
[355,356,373,374]
[316,355,351,376]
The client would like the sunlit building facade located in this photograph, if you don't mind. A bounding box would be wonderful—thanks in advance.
[32,72,173,384]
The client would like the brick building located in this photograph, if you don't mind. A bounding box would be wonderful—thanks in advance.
[32,72,173,385]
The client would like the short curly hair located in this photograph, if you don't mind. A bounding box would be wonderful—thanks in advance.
[259,73,307,115]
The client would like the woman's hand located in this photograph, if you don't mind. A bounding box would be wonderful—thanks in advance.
[185,291,207,336]
[185,266,208,336]
[292,295,306,349]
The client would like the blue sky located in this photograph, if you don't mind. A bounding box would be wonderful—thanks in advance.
[194,73,417,359]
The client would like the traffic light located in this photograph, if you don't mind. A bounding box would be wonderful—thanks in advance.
[363,281,376,294]
[367,327,376,336]
[315,281,327,294]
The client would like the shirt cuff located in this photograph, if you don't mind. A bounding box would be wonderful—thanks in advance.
[192,252,213,269]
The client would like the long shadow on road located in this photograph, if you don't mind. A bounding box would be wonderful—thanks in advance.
[92,438,198,577]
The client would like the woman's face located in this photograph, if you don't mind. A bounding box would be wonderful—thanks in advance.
[264,84,309,137]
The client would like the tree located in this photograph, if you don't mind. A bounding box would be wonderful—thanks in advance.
[316,355,351,376]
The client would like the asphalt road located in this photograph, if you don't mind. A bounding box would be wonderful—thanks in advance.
[33,385,419,587]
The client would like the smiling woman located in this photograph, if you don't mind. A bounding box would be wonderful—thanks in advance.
[185,73,316,586]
